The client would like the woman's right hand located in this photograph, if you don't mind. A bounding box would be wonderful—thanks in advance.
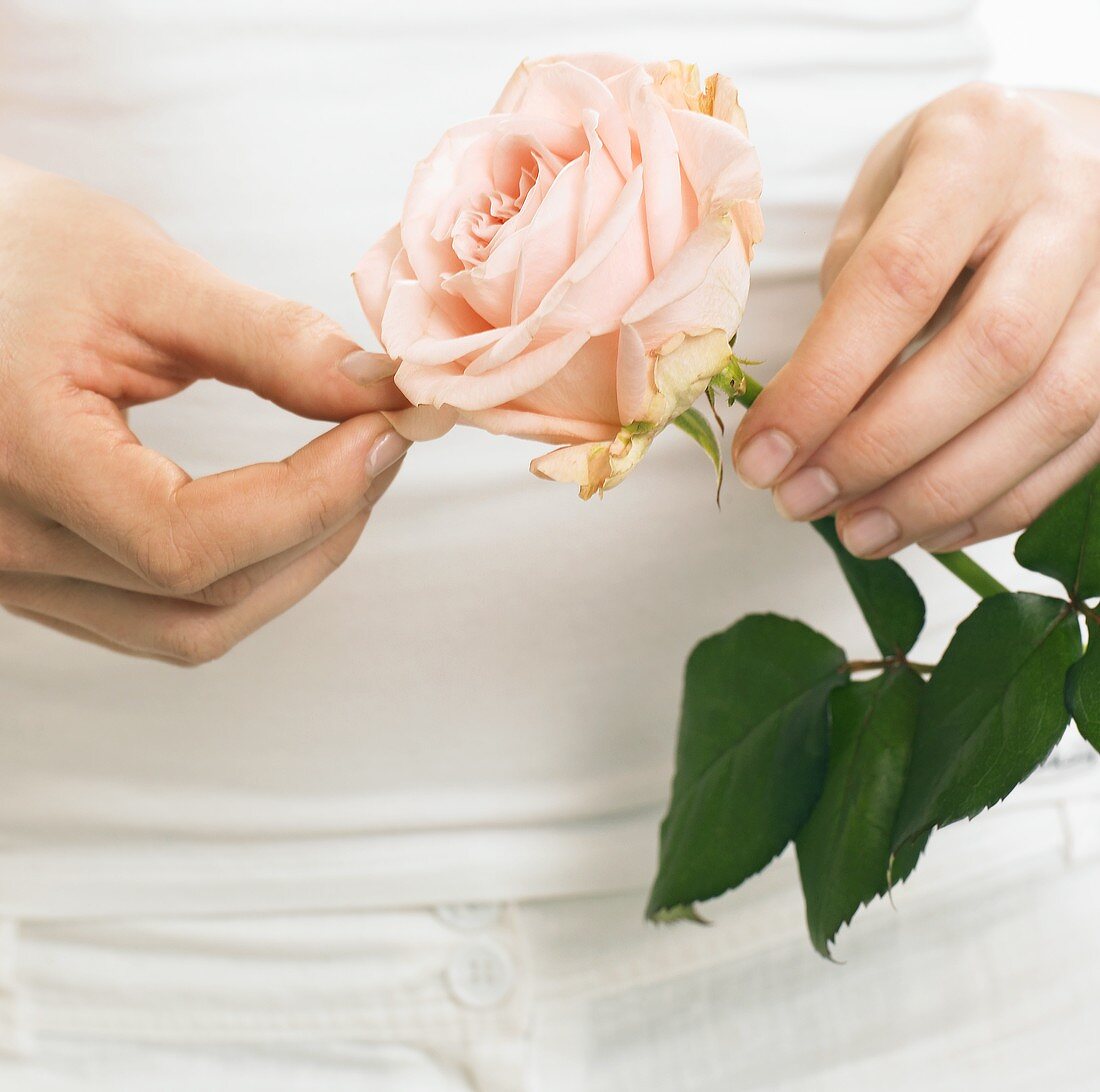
[0,157,408,665]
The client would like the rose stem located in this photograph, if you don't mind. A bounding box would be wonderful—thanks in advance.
[726,362,1006,599]
[929,549,1009,599]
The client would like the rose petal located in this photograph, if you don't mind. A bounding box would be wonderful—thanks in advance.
[510,154,587,323]
[575,109,625,254]
[555,54,639,82]
[503,61,634,179]
[518,164,650,344]
[352,224,403,342]
[625,74,695,275]
[614,321,653,425]
[461,406,616,445]
[622,208,758,347]
[407,138,649,379]
[395,329,590,412]
[497,54,637,112]
[511,331,620,426]
[383,404,458,441]
[443,157,560,327]
[381,275,508,365]
[664,105,762,215]
[401,116,586,332]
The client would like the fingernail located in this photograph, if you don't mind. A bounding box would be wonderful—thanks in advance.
[366,456,406,505]
[773,467,840,521]
[920,521,975,553]
[840,508,901,557]
[366,429,410,479]
[735,430,796,488]
[340,350,398,385]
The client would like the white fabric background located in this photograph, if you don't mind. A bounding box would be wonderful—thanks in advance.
[0,2,1099,1088]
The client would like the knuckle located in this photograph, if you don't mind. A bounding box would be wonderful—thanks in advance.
[836,420,908,484]
[189,567,255,608]
[914,472,971,526]
[928,82,1029,135]
[1038,368,1098,442]
[136,536,214,596]
[160,613,233,666]
[264,299,332,346]
[951,82,1013,118]
[294,472,339,539]
[865,231,945,314]
[960,298,1041,388]
[992,488,1043,535]
[133,502,232,597]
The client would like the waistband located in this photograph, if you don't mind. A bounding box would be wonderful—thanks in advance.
[3,782,1099,1059]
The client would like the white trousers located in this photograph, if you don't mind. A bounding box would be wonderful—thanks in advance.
[3,776,1100,1091]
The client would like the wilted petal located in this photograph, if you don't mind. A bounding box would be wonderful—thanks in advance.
[530,425,655,498]
[702,73,750,133]
[646,328,732,425]
[644,60,704,111]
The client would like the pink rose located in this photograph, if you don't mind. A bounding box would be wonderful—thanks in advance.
[355,54,763,497]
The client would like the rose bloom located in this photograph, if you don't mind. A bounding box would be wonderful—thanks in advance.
[356,54,763,497]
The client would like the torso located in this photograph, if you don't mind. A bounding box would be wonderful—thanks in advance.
[2,0,1037,917]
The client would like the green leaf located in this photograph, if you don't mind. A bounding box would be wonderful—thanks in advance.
[647,614,848,918]
[892,593,1082,852]
[1067,617,1100,753]
[1015,465,1100,599]
[796,667,925,957]
[813,518,926,656]
[672,407,723,499]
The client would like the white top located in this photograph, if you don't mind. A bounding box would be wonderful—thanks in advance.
[3,0,1068,918]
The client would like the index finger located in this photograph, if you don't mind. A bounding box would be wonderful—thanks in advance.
[731,144,1000,490]
[11,385,406,595]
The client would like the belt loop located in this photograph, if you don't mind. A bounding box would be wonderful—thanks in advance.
[0,919,33,1058]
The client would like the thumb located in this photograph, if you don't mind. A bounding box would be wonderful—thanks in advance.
[137,250,406,421]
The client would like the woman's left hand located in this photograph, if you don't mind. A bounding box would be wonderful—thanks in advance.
[731,82,1100,557]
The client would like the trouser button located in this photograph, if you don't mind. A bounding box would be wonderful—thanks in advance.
[446,940,515,1009]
